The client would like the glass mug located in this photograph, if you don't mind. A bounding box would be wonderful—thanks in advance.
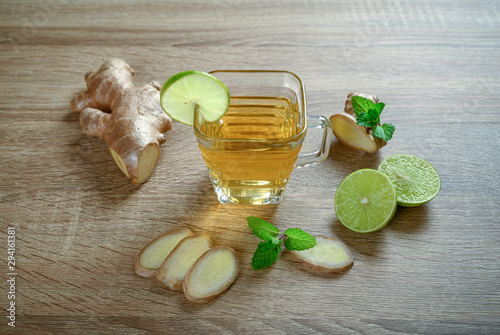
[194,70,333,205]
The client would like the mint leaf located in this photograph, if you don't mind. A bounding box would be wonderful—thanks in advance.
[372,123,395,142]
[247,217,321,270]
[283,228,317,251]
[372,102,385,115]
[351,95,375,116]
[382,123,395,141]
[247,216,279,243]
[372,125,385,140]
[251,241,281,270]
[356,102,385,127]
[356,109,379,127]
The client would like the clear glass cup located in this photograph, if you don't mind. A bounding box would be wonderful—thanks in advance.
[194,70,332,205]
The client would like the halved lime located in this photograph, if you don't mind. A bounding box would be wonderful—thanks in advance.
[378,154,441,207]
[160,70,230,126]
[334,169,397,233]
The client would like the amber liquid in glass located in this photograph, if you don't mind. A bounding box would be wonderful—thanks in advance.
[196,96,305,204]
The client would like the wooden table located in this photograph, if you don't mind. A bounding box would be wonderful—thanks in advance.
[1,0,499,333]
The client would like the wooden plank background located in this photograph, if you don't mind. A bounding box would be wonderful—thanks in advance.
[1,0,499,333]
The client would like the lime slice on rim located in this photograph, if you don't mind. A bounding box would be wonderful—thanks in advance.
[378,154,441,207]
[335,169,397,233]
[160,70,230,126]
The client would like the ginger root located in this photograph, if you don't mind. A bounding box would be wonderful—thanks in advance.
[156,233,212,290]
[71,58,172,184]
[290,235,353,274]
[134,228,193,278]
[330,91,387,153]
[183,246,239,303]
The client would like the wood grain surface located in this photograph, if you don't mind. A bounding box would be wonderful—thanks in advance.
[1,0,499,334]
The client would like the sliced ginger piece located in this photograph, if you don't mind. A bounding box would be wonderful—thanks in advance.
[330,114,379,153]
[156,233,212,290]
[183,246,239,303]
[134,228,193,278]
[290,235,353,274]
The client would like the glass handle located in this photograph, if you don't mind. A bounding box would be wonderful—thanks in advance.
[295,115,333,168]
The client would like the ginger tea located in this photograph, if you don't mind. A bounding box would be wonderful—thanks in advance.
[195,96,306,204]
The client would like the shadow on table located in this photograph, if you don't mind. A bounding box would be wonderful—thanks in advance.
[171,175,280,244]
[69,132,143,194]
[325,140,384,173]
[330,218,386,257]
[387,205,431,235]
[329,201,431,260]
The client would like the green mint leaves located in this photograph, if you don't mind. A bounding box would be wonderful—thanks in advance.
[247,216,316,270]
[247,216,280,244]
[375,123,395,142]
[351,95,375,116]
[252,241,281,270]
[356,102,384,127]
[283,228,317,251]
[351,95,395,143]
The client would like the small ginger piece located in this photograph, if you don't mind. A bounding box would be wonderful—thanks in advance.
[134,228,193,278]
[344,91,379,116]
[156,233,212,290]
[290,235,353,274]
[71,58,172,184]
[183,246,239,303]
[330,91,387,153]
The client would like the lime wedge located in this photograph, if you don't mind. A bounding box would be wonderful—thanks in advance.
[160,70,230,126]
[378,154,441,207]
[335,169,397,233]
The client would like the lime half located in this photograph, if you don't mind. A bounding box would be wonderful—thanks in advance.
[160,71,230,126]
[378,154,441,207]
[335,169,397,233]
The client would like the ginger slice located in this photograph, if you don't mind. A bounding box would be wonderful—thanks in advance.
[134,228,193,278]
[71,58,173,184]
[156,233,212,290]
[183,246,239,303]
[330,91,385,153]
[290,235,353,274]
[330,114,379,153]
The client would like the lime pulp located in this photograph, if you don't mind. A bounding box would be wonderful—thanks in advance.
[160,70,230,126]
[334,169,397,233]
[378,154,441,207]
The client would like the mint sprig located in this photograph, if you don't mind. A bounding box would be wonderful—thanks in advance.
[351,95,375,116]
[283,228,317,251]
[247,216,280,244]
[252,241,281,270]
[374,123,395,142]
[351,96,395,143]
[248,217,316,270]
